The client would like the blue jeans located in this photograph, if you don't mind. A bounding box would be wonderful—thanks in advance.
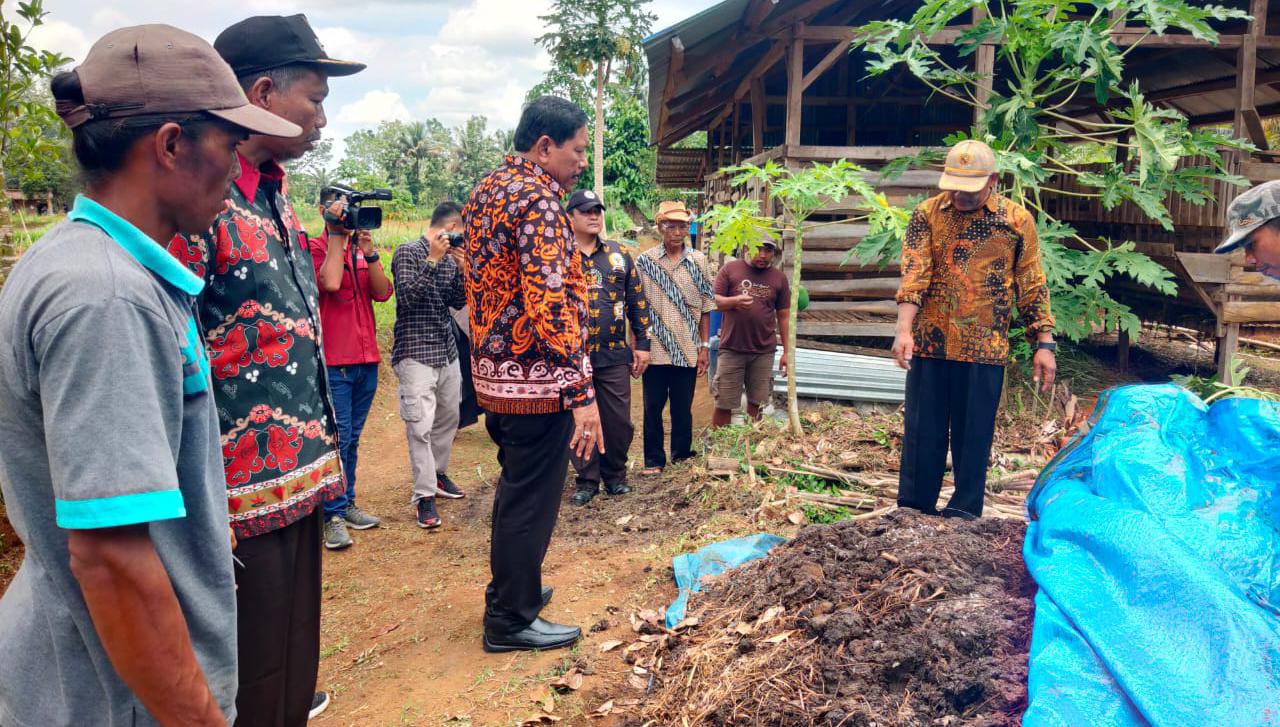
[325,363,380,517]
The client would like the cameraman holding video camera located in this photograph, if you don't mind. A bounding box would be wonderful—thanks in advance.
[391,201,469,530]
[307,186,394,550]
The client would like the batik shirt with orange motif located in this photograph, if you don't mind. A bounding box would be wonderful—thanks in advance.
[895,192,1054,365]
[462,155,595,414]
[168,153,341,539]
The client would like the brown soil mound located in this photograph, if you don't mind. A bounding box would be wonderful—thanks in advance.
[642,510,1033,726]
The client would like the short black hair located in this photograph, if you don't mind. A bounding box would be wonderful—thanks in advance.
[237,63,318,94]
[513,96,587,153]
[51,70,229,184]
[431,201,463,227]
[319,186,346,205]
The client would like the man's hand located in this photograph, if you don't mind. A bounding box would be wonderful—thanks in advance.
[426,231,450,264]
[730,292,754,310]
[1033,348,1057,393]
[570,402,606,460]
[892,329,915,370]
[697,347,710,377]
[447,245,468,276]
[631,349,650,378]
[778,348,789,378]
[356,230,375,257]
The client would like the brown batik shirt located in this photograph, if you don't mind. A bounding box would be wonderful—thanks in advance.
[896,192,1055,365]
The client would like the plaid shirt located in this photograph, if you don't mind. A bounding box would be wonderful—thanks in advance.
[391,237,465,368]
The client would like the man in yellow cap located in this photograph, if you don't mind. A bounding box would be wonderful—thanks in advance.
[892,139,1056,519]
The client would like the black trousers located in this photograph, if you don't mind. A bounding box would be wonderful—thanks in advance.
[571,363,633,490]
[483,410,575,634]
[453,322,482,430]
[897,357,1004,519]
[642,364,698,469]
[233,507,322,727]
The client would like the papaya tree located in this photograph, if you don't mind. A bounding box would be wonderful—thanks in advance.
[704,161,911,435]
[852,0,1253,341]
[537,0,656,202]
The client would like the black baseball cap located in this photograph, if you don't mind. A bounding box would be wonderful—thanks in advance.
[566,189,606,213]
[214,14,366,78]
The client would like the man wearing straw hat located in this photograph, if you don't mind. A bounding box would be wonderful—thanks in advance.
[892,139,1057,519]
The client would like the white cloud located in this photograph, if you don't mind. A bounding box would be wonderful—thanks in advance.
[89,8,133,32]
[27,20,91,64]
[437,0,552,56]
[336,89,411,125]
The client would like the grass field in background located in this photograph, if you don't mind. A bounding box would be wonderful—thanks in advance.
[12,212,65,253]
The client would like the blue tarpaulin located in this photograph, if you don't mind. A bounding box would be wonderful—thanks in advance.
[664,533,786,628]
[1023,384,1280,726]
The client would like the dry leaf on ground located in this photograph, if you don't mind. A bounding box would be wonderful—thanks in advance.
[598,640,624,653]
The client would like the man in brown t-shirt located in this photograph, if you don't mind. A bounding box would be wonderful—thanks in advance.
[712,240,791,427]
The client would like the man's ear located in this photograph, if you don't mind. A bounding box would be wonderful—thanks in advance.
[152,122,185,172]
[245,76,275,109]
[533,134,553,161]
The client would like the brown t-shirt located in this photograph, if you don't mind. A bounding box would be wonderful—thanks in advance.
[714,259,791,354]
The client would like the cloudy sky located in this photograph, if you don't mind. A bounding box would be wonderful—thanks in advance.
[29,0,719,157]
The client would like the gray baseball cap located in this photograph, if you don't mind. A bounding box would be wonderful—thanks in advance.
[1217,180,1280,254]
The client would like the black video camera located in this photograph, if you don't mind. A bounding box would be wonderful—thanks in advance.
[324,185,393,231]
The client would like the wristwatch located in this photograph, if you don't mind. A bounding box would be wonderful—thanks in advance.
[1036,341,1057,352]
[364,251,380,264]
[698,341,711,350]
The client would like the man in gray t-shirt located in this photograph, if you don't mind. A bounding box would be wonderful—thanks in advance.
[0,23,303,727]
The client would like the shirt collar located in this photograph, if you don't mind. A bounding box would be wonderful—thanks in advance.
[939,191,1001,213]
[69,195,204,296]
[507,154,563,196]
[233,151,288,200]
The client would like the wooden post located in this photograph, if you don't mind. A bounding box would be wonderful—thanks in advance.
[1218,322,1241,382]
[1117,328,1131,372]
[973,6,995,132]
[731,101,741,163]
[785,25,805,147]
[750,77,765,154]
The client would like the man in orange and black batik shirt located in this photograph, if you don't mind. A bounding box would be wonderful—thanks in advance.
[892,140,1057,520]
[462,96,603,654]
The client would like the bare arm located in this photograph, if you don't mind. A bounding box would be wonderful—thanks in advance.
[316,233,346,294]
[777,307,791,376]
[69,526,224,727]
[355,231,393,301]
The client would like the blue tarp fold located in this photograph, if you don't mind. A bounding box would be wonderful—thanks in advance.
[664,533,786,628]
[1024,384,1280,726]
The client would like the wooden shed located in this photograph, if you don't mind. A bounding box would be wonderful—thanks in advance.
[644,0,1280,373]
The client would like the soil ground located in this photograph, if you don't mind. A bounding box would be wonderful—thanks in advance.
[0,333,1276,726]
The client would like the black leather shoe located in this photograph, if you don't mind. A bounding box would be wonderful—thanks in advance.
[604,481,632,496]
[570,488,596,506]
[541,586,553,608]
[482,618,581,653]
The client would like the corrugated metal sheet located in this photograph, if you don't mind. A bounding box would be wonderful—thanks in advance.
[770,347,906,404]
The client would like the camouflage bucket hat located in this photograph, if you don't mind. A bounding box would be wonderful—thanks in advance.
[1217,180,1280,254]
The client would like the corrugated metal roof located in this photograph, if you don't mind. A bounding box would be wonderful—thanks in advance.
[770,347,907,404]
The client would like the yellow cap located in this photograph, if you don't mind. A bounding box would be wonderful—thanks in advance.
[938,140,996,193]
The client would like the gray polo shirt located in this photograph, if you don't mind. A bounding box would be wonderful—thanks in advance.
[0,195,237,726]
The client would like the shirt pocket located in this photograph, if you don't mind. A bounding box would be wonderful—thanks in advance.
[177,316,211,399]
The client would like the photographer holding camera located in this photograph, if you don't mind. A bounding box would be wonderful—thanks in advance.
[391,201,469,530]
[307,186,394,550]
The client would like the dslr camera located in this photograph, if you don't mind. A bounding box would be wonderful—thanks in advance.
[445,231,465,248]
[324,185,393,231]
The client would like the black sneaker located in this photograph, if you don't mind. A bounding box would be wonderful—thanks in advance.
[436,472,466,499]
[416,497,442,529]
[309,691,330,719]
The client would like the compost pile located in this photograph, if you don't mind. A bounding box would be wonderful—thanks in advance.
[642,510,1034,726]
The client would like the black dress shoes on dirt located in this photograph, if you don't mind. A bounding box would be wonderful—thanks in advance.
[570,488,596,506]
[541,585,553,608]
[604,481,632,496]
[482,618,581,653]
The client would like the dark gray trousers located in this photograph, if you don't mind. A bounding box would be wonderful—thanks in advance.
[571,363,633,490]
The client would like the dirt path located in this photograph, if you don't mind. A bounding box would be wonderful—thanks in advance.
[312,372,733,726]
